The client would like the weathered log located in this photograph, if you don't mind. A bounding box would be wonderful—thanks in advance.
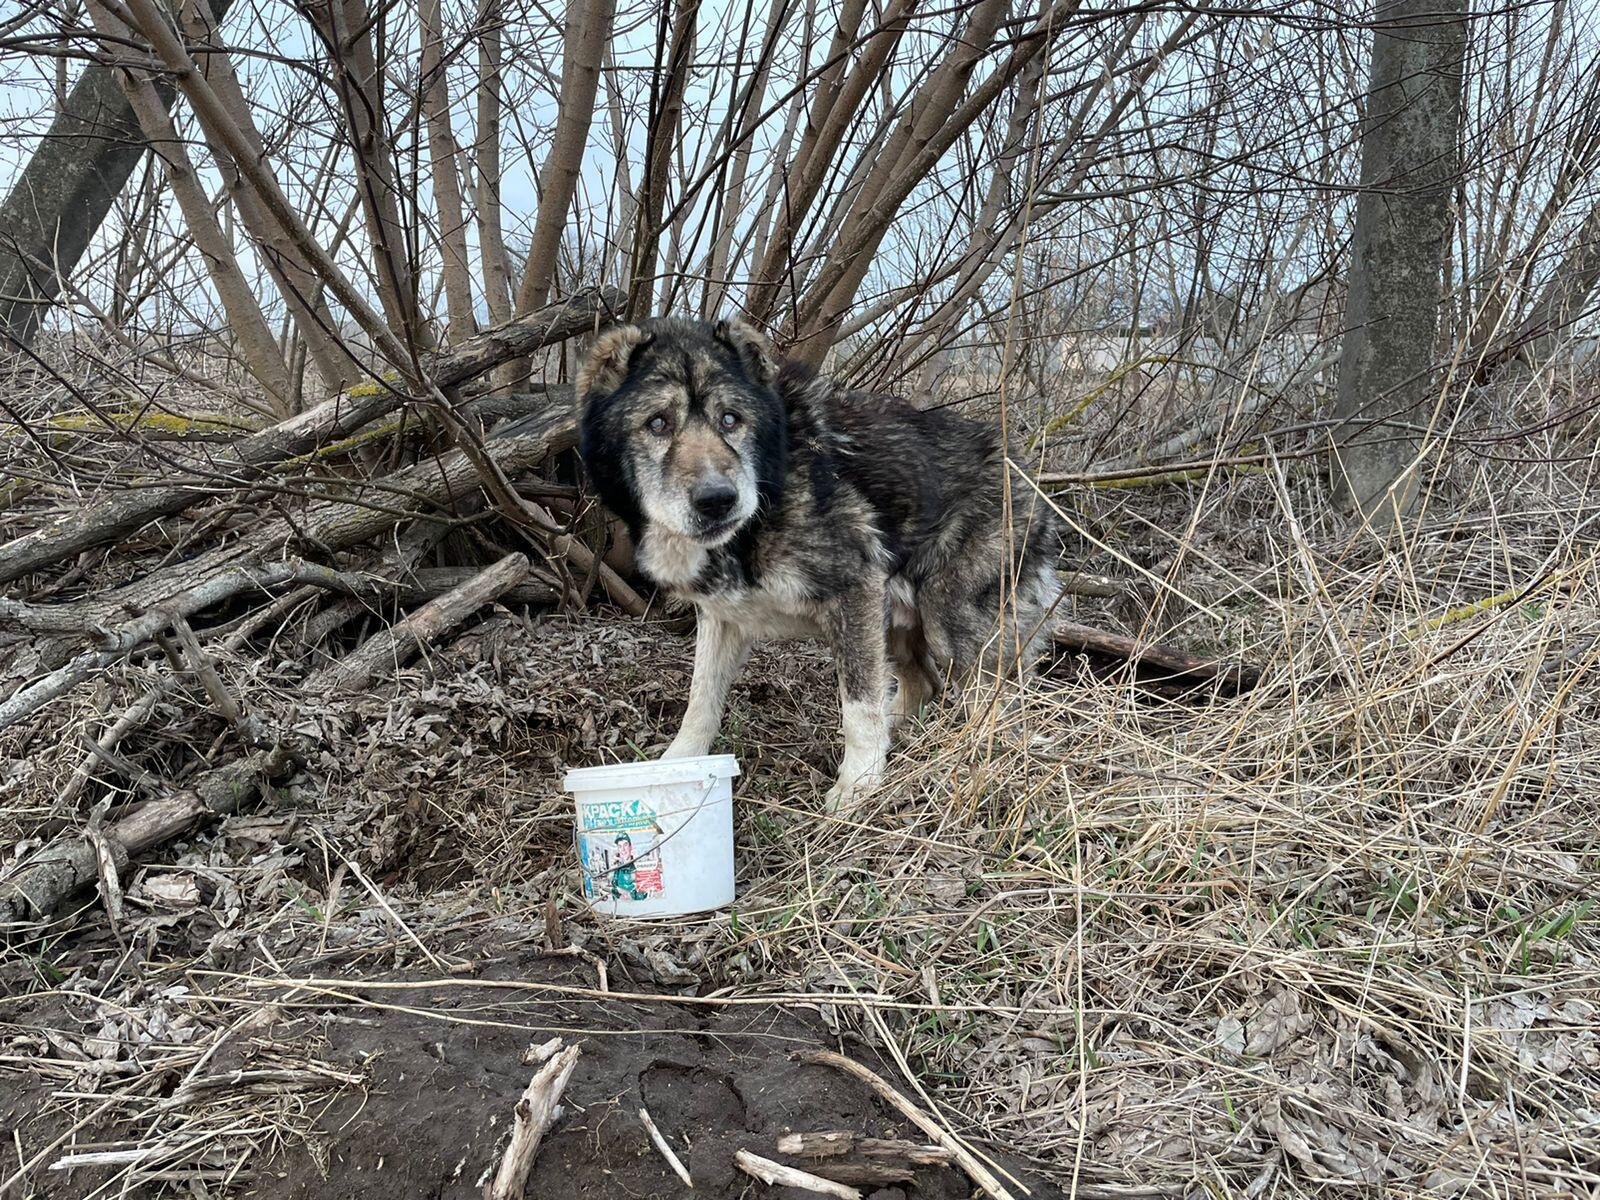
[0,747,295,931]
[401,567,560,607]
[0,559,369,732]
[793,1049,1019,1200]
[1053,621,1261,692]
[0,289,612,588]
[775,1131,953,1165]
[769,1130,952,1185]
[307,553,530,693]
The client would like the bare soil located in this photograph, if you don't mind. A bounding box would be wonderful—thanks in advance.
[4,940,1053,1199]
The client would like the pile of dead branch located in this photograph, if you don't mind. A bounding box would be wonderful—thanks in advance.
[0,289,659,927]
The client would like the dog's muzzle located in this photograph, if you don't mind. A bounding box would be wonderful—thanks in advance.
[690,480,739,522]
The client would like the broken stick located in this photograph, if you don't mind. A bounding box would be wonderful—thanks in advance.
[734,1149,861,1199]
[1053,620,1261,692]
[0,746,297,930]
[792,1049,1020,1200]
[639,1106,693,1188]
[484,1040,580,1200]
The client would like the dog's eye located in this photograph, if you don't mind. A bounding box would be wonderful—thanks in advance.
[718,411,741,432]
[646,414,672,437]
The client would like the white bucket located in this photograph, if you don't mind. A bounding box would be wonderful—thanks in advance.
[563,754,740,918]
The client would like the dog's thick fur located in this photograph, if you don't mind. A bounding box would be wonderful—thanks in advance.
[578,316,1061,810]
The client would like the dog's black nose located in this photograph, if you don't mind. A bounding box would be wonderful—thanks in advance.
[690,481,738,521]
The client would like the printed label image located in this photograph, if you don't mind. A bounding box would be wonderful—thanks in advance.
[577,796,664,902]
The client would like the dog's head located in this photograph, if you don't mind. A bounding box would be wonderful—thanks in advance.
[577,316,785,546]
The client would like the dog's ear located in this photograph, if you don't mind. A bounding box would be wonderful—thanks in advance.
[578,324,653,401]
[714,316,777,386]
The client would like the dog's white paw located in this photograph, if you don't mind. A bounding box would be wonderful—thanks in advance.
[824,762,884,815]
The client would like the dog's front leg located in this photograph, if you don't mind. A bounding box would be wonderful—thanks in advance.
[824,575,890,813]
[663,612,751,759]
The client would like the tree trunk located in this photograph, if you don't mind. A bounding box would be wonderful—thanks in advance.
[305,0,431,350]
[1508,199,1600,366]
[180,0,359,396]
[1330,0,1469,528]
[474,0,514,325]
[626,0,699,318]
[420,0,478,339]
[0,0,229,348]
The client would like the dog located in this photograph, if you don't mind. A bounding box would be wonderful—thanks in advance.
[577,316,1062,811]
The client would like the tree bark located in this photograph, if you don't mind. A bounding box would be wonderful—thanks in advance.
[0,749,294,930]
[626,0,699,318]
[87,0,293,410]
[700,0,787,317]
[1330,0,1469,528]
[420,0,478,339]
[788,0,1074,361]
[474,0,514,325]
[120,0,412,367]
[746,0,909,325]
[304,0,431,349]
[180,0,359,395]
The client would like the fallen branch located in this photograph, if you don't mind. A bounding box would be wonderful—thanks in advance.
[1053,620,1261,693]
[0,558,386,732]
[0,289,613,588]
[792,1049,1018,1200]
[402,567,559,608]
[0,746,297,930]
[1055,568,1124,599]
[484,1041,580,1200]
[5,405,575,660]
[307,553,530,693]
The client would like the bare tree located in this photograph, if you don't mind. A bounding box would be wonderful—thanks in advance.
[85,0,293,410]
[0,3,231,347]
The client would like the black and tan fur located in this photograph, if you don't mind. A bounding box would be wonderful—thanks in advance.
[578,316,1061,810]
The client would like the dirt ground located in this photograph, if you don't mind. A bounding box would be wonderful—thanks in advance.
[4,944,1027,1199]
